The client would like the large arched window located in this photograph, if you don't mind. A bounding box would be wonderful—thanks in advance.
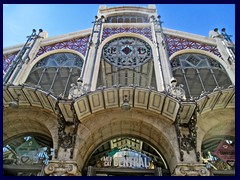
[171,53,232,100]
[25,52,83,98]
[97,37,156,89]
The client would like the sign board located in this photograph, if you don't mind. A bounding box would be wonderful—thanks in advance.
[102,149,152,169]
[102,156,151,169]
[213,140,235,165]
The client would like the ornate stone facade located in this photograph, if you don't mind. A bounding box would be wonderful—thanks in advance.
[3,4,235,176]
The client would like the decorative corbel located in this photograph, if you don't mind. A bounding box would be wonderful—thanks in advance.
[175,102,200,162]
[54,98,79,159]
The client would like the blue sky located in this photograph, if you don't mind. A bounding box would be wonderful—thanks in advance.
[3,4,235,48]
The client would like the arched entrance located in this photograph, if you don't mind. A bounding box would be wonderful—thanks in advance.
[3,134,53,176]
[3,106,57,176]
[82,136,170,176]
[75,108,179,176]
[198,108,235,176]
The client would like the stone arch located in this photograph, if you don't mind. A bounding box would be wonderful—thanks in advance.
[92,33,160,91]
[74,108,179,173]
[197,108,235,152]
[19,49,85,84]
[169,49,234,85]
[3,106,58,149]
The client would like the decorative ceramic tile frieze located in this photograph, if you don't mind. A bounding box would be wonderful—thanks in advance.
[102,27,152,41]
[35,35,90,59]
[165,34,221,58]
[3,51,19,76]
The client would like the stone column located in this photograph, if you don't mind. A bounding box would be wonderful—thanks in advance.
[82,16,104,92]
[150,15,173,92]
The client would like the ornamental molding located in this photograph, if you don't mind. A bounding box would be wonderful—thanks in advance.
[44,160,80,176]
[169,49,223,62]
[3,85,235,123]
[173,164,210,176]
[31,49,85,66]
[99,6,156,14]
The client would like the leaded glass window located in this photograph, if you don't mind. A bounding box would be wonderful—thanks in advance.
[25,52,83,98]
[98,37,156,89]
[171,53,232,100]
[103,37,152,68]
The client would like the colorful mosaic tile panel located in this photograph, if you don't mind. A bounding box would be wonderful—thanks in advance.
[3,51,19,76]
[164,34,221,58]
[102,27,152,41]
[35,35,90,59]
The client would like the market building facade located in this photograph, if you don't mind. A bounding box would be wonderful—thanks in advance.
[3,5,235,176]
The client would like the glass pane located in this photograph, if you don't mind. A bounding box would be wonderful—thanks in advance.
[213,69,232,88]
[185,68,203,98]
[25,53,83,98]
[199,69,216,92]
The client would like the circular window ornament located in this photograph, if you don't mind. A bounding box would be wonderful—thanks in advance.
[103,37,152,68]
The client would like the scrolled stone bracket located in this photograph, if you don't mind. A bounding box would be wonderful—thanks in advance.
[44,160,81,176]
[173,164,210,176]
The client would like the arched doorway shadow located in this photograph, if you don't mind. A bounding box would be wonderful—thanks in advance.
[75,109,179,175]
[198,108,235,176]
[82,135,170,176]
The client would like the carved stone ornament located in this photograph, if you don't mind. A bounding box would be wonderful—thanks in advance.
[173,164,210,176]
[44,160,81,176]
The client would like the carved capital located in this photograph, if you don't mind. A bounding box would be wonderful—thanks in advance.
[45,160,81,176]
[173,164,210,176]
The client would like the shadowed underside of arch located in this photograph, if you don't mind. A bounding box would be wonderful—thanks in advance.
[75,109,178,172]
[3,107,57,144]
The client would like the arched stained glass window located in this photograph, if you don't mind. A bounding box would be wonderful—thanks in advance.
[25,52,83,98]
[171,53,232,100]
[103,37,152,68]
[97,37,156,89]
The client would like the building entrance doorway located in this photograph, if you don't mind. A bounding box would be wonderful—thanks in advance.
[82,137,170,176]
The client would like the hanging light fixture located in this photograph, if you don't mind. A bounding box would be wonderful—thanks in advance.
[9,94,21,109]
[121,95,131,111]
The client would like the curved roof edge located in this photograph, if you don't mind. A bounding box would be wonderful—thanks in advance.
[98,4,157,16]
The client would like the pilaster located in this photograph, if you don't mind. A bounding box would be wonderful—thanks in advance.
[150,15,173,91]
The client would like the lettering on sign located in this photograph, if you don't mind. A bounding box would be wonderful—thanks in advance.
[102,156,151,169]
[213,140,235,163]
